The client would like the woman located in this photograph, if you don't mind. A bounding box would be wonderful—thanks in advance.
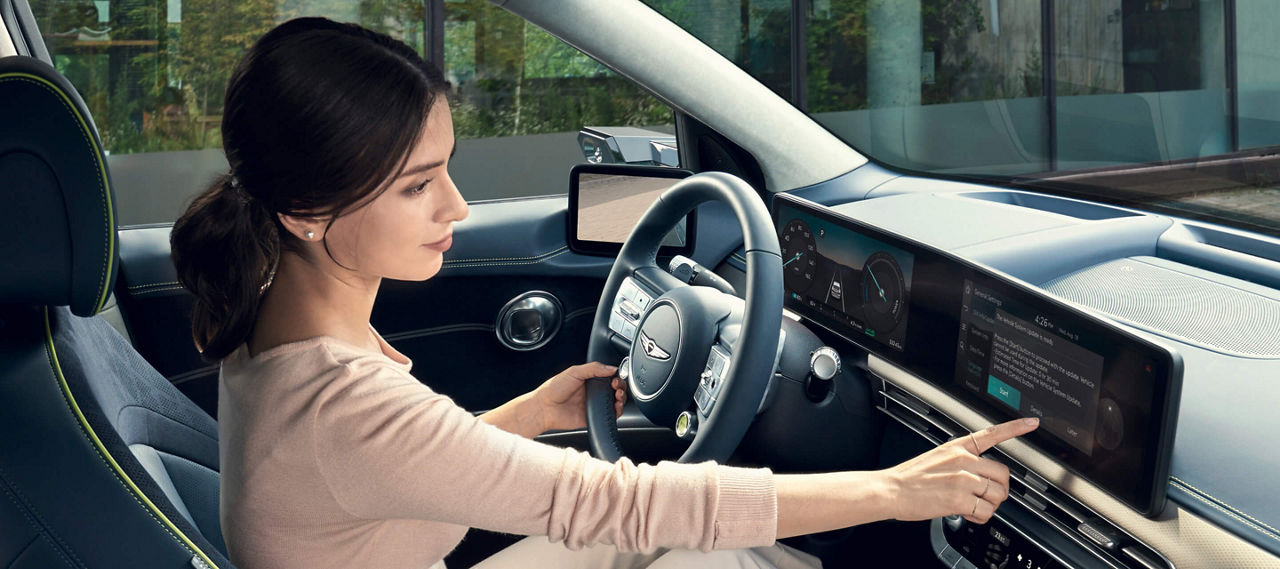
[171,18,1037,569]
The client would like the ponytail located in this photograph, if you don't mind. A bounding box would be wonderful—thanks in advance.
[170,173,281,360]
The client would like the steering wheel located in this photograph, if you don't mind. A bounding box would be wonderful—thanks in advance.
[585,171,783,463]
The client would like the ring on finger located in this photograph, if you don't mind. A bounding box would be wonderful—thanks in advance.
[968,432,980,455]
[980,477,991,500]
[971,496,980,517]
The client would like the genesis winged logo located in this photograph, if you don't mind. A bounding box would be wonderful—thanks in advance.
[638,332,671,361]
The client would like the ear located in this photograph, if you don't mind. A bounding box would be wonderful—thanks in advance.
[277,212,328,242]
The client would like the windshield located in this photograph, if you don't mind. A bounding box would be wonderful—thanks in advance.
[645,0,1280,238]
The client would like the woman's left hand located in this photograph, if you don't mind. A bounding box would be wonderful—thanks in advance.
[532,361,625,433]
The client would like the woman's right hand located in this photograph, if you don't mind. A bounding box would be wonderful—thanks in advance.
[885,417,1038,524]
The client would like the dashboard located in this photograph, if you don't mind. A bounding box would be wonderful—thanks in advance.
[772,193,1182,516]
[734,185,1280,569]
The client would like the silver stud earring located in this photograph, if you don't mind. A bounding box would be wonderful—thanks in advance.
[305,230,315,240]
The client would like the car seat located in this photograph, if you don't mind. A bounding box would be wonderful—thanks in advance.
[0,55,232,568]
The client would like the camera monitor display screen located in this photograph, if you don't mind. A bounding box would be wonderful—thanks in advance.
[772,193,1182,516]
[568,164,695,257]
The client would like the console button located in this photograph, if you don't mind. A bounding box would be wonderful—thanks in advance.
[1078,522,1117,550]
[1023,471,1051,493]
[1022,491,1048,511]
[937,545,962,568]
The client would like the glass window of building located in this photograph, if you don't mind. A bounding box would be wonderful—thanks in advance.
[647,0,1280,236]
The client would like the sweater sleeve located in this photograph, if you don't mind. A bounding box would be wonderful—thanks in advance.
[310,350,777,553]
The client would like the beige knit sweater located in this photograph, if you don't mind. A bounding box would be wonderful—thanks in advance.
[217,329,778,568]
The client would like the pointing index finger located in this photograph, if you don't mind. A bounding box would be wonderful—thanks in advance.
[971,417,1039,454]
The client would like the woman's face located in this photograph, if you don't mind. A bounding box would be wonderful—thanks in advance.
[319,97,469,282]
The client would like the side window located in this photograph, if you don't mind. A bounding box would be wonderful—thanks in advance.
[31,0,674,225]
[441,1,676,202]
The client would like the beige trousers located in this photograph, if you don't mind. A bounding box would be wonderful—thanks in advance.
[471,537,823,569]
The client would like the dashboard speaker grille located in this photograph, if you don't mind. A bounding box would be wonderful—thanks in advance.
[1043,256,1280,358]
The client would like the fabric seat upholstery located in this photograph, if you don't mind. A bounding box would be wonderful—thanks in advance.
[0,55,232,568]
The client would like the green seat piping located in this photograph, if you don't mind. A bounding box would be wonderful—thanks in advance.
[0,71,115,314]
[42,307,220,568]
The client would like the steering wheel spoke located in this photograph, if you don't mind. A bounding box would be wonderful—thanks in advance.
[605,268,684,347]
[692,343,731,418]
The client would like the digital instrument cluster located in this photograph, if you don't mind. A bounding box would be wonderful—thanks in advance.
[771,193,1182,516]
[778,212,914,352]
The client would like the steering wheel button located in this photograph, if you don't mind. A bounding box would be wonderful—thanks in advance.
[619,299,642,320]
[617,357,631,381]
[620,321,637,340]
[711,352,727,376]
[699,368,713,386]
[608,311,625,334]
[695,389,713,411]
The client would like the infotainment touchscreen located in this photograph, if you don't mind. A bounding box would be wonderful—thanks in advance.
[956,280,1108,456]
[771,193,1182,516]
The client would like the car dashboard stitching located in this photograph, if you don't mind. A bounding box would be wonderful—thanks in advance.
[444,247,570,269]
[443,245,568,265]
[1170,476,1280,543]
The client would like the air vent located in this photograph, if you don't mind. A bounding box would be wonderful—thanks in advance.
[1044,256,1280,358]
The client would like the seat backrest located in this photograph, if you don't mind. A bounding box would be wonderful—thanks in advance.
[0,55,232,568]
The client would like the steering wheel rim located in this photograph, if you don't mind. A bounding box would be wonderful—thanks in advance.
[585,171,783,463]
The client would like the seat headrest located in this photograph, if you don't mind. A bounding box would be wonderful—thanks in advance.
[0,56,117,317]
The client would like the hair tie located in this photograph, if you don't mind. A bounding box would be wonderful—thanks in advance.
[259,257,278,295]
[228,174,253,205]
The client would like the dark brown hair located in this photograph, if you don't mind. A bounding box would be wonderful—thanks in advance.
[170,17,449,360]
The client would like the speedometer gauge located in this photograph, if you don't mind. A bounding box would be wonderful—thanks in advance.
[781,218,818,294]
[860,251,907,335]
